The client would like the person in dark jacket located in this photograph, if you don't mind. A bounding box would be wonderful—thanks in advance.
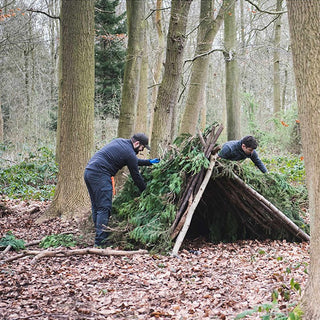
[218,135,267,173]
[84,133,159,247]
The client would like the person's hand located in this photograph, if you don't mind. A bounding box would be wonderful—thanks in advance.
[149,158,160,164]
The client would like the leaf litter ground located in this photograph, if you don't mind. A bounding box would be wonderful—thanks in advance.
[0,200,309,320]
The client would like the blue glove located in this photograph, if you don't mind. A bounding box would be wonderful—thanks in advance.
[149,158,160,164]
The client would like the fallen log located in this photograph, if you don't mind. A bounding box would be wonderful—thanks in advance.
[2,247,149,264]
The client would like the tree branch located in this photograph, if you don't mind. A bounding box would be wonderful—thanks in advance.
[251,14,281,32]
[184,49,225,65]
[245,0,287,15]
[27,9,60,20]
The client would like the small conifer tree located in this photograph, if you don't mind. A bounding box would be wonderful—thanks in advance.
[95,0,126,118]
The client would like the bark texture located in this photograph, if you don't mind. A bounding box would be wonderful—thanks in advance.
[118,0,145,139]
[224,0,241,140]
[45,0,95,220]
[0,105,3,143]
[151,0,192,157]
[149,0,165,139]
[273,0,283,116]
[286,1,320,318]
[179,0,232,136]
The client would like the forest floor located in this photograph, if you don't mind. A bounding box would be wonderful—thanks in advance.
[0,199,309,320]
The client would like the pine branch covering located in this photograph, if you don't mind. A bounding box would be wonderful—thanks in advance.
[112,124,309,251]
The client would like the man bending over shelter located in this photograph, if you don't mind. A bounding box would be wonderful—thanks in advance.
[84,133,160,247]
[218,135,268,173]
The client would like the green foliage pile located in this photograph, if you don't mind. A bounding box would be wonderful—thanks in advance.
[0,231,25,251]
[112,133,211,251]
[39,233,77,249]
[0,146,57,200]
[112,132,309,251]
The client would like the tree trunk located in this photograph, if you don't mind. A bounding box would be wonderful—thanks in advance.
[135,24,148,134]
[117,0,145,139]
[43,0,95,221]
[149,0,165,139]
[287,1,320,318]
[273,0,283,116]
[224,0,241,140]
[0,104,3,143]
[179,0,231,136]
[151,0,192,157]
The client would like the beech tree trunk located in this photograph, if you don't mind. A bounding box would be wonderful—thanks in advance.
[149,0,165,139]
[135,25,148,134]
[224,0,241,140]
[179,0,231,136]
[151,0,192,157]
[118,0,145,139]
[286,1,320,318]
[44,0,95,220]
[273,0,283,116]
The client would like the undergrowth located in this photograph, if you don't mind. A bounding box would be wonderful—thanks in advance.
[0,146,57,200]
[0,231,26,251]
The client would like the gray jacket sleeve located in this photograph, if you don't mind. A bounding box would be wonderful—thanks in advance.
[250,151,268,173]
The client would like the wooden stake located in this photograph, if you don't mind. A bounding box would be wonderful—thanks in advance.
[171,155,216,256]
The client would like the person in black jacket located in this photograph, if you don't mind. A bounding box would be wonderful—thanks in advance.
[218,135,267,173]
[84,133,159,247]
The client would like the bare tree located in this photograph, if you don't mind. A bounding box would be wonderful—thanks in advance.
[224,0,240,140]
[273,0,283,116]
[287,0,320,318]
[179,0,232,136]
[151,0,192,156]
[43,0,95,220]
[117,0,146,139]
[148,0,166,139]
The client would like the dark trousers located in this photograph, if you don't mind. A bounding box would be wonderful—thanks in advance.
[84,169,112,246]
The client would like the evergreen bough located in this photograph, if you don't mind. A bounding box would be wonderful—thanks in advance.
[112,132,309,251]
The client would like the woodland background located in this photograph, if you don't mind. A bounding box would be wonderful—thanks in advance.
[0,0,301,160]
[1,0,319,319]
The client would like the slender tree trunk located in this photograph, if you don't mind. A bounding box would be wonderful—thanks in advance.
[179,0,232,136]
[273,0,283,116]
[43,0,95,221]
[287,1,320,319]
[118,0,145,139]
[224,0,240,140]
[0,104,3,143]
[281,67,288,110]
[149,0,165,139]
[48,0,59,107]
[135,21,148,134]
[151,0,192,157]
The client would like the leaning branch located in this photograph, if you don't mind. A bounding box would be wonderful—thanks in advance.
[172,155,217,256]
